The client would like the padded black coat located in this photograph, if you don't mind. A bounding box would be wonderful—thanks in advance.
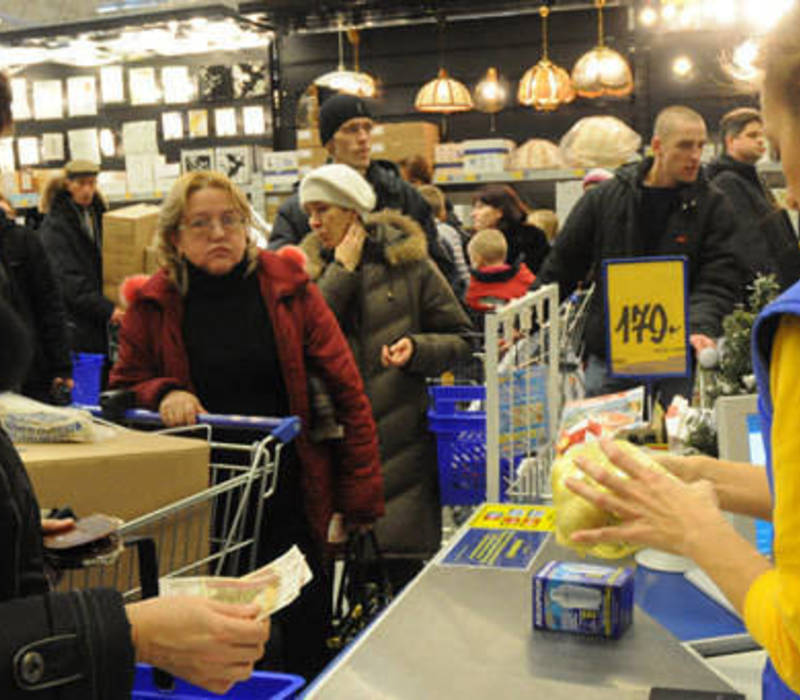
[537,158,744,359]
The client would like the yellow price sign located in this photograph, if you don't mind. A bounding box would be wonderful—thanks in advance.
[603,256,689,378]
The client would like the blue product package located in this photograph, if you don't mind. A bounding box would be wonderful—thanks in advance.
[533,560,634,638]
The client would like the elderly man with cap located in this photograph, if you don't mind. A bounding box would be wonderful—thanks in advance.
[269,94,458,290]
[298,162,472,591]
[40,160,122,356]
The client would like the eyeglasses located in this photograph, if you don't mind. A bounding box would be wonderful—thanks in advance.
[181,212,246,238]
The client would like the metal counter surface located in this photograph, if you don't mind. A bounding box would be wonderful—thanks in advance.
[305,535,739,699]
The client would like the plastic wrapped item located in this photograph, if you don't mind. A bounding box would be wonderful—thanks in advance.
[0,392,97,443]
[508,139,564,170]
[559,116,642,169]
[551,439,673,559]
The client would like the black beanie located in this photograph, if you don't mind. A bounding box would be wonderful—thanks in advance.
[0,298,31,392]
[318,94,373,145]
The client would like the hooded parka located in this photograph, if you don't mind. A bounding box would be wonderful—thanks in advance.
[301,210,473,556]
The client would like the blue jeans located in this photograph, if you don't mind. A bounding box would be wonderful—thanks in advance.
[583,354,693,409]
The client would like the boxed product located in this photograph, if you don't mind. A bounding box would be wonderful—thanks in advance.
[262,150,299,187]
[462,138,515,173]
[371,121,439,165]
[20,428,211,594]
[102,203,160,304]
[433,142,464,180]
[296,127,322,149]
[533,560,634,638]
[297,146,329,175]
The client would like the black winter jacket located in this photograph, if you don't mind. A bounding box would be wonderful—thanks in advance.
[500,219,550,274]
[39,189,112,355]
[538,158,744,359]
[0,426,134,698]
[267,159,459,290]
[707,154,800,293]
[0,213,71,400]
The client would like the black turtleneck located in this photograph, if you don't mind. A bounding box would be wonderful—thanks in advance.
[182,257,289,418]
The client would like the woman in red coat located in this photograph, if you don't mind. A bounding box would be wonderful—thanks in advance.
[110,171,384,681]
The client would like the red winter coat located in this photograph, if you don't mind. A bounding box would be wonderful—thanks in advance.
[465,262,535,312]
[109,251,384,551]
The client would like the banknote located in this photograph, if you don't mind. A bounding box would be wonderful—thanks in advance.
[160,545,312,619]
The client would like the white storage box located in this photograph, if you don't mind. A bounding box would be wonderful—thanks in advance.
[262,150,299,186]
[462,138,515,173]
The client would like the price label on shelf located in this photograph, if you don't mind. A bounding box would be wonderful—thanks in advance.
[603,256,689,379]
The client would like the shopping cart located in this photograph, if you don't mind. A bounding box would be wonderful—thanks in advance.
[57,403,300,600]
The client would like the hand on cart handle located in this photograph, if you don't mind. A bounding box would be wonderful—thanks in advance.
[126,595,270,695]
[159,390,207,427]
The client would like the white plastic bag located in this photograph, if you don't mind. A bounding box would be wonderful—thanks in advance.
[0,392,97,443]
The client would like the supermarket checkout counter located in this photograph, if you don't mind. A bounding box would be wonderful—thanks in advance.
[304,510,745,699]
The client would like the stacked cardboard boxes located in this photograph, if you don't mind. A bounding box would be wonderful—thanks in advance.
[371,121,439,165]
[102,203,160,304]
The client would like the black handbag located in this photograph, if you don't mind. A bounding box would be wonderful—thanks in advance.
[327,530,392,651]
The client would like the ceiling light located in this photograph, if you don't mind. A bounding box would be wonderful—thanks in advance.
[672,55,694,79]
[474,67,508,113]
[518,5,575,112]
[415,68,473,113]
[313,23,377,98]
[571,0,633,99]
[639,6,658,27]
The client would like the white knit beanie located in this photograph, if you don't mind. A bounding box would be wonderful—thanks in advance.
[299,163,377,220]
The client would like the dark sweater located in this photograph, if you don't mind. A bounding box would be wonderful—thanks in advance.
[182,257,289,417]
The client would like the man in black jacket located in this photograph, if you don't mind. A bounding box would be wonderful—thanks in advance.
[39,161,122,356]
[268,94,458,289]
[0,197,72,402]
[538,106,743,405]
[707,107,800,292]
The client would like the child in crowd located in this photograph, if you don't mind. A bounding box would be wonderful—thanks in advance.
[465,228,535,312]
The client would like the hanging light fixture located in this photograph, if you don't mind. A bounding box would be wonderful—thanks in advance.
[414,17,473,114]
[571,0,634,99]
[474,67,508,113]
[314,21,377,98]
[517,4,575,112]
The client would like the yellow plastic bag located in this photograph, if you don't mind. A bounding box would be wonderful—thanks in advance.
[552,439,671,559]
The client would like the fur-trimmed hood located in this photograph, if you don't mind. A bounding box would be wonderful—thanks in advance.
[39,174,107,215]
[300,209,428,281]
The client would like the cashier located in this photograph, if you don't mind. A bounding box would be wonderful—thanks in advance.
[564,12,800,697]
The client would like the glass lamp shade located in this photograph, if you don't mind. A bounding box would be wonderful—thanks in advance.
[415,68,473,113]
[571,45,633,98]
[314,69,377,98]
[473,67,509,114]
[517,59,576,111]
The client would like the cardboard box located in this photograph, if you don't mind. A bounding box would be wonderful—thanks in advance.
[372,121,439,165]
[533,561,634,638]
[262,150,299,188]
[297,146,329,175]
[462,138,516,173]
[103,204,160,302]
[296,128,322,149]
[433,142,464,181]
[20,428,212,594]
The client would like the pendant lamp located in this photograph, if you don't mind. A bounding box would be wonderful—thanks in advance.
[415,18,473,114]
[517,5,575,111]
[314,24,377,98]
[571,0,634,98]
[474,67,509,113]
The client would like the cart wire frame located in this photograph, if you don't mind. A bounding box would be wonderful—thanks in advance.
[58,412,299,601]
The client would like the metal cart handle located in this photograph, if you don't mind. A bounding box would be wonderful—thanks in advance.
[93,394,301,444]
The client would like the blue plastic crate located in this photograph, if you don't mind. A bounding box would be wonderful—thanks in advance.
[132,665,304,699]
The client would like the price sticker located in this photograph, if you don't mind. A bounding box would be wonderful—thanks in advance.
[603,256,689,379]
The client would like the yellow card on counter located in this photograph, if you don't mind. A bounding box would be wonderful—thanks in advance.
[469,503,555,531]
[603,256,689,379]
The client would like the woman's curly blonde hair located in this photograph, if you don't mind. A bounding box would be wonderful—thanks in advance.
[157,170,260,294]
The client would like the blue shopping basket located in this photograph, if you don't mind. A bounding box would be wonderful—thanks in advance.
[428,385,487,505]
[132,664,304,699]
